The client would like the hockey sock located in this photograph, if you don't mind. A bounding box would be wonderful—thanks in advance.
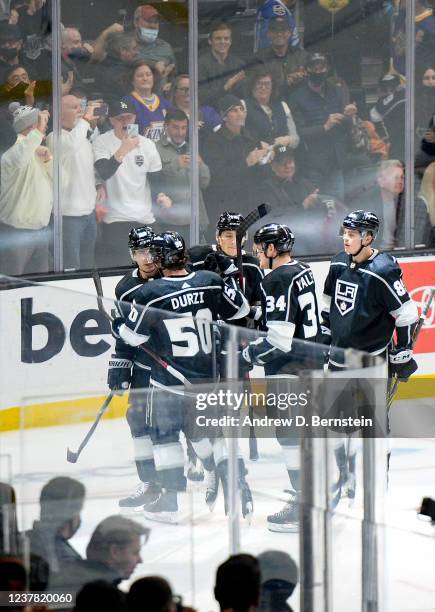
[334,442,347,471]
[189,438,215,472]
[348,451,356,475]
[287,469,300,493]
[133,435,157,482]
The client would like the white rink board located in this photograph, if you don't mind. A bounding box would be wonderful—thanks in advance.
[1,256,434,411]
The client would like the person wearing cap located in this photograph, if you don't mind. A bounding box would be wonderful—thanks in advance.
[257,550,298,612]
[52,515,149,595]
[253,16,308,99]
[198,20,247,107]
[202,94,271,223]
[0,102,52,275]
[92,98,164,267]
[133,4,176,82]
[369,73,405,161]
[254,0,299,53]
[289,52,355,203]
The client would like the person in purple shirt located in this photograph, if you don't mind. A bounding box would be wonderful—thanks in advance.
[123,61,171,141]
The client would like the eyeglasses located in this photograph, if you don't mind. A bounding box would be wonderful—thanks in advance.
[255,81,272,88]
[176,87,190,93]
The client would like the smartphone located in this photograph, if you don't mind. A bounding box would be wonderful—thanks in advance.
[79,99,87,113]
[94,103,108,117]
[126,123,139,137]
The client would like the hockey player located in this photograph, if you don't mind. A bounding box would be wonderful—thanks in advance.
[239,223,321,532]
[320,210,419,498]
[188,212,264,316]
[116,231,252,522]
[108,226,162,509]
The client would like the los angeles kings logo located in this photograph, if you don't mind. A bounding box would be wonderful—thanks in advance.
[335,280,358,316]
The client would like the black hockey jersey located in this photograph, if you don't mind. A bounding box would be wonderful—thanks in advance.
[248,260,320,374]
[321,250,418,359]
[187,244,263,306]
[113,268,154,381]
[118,270,249,388]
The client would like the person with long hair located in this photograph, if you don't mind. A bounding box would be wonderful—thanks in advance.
[123,61,171,141]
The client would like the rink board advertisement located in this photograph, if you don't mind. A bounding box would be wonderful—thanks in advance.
[0,255,434,430]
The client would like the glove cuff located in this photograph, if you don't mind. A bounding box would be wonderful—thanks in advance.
[109,355,133,369]
[389,348,412,365]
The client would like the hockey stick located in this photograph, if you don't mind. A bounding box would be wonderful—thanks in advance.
[235,203,271,460]
[66,392,114,463]
[387,287,435,408]
[92,270,193,387]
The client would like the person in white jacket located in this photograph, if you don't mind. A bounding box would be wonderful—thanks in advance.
[0,103,52,276]
[47,96,105,271]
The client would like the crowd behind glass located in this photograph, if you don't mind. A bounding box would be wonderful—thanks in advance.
[0,0,434,276]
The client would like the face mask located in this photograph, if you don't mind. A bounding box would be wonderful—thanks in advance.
[139,27,158,43]
[309,72,327,86]
[68,47,91,61]
[0,47,19,61]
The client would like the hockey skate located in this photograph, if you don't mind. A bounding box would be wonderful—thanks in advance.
[267,492,299,533]
[143,490,179,524]
[119,482,161,509]
[205,468,219,511]
[187,458,204,482]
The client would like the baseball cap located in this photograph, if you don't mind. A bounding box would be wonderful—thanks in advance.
[217,94,243,118]
[269,16,291,32]
[108,99,136,117]
[0,23,22,42]
[273,145,295,163]
[307,52,328,69]
[136,4,160,21]
[258,550,299,589]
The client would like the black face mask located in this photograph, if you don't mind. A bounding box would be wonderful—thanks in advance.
[423,84,435,94]
[0,47,19,61]
[68,47,91,61]
[308,72,327,86]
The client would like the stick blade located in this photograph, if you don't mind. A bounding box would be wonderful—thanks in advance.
[66,448,79,463]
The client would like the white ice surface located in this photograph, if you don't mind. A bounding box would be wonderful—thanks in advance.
[1,399,435,612]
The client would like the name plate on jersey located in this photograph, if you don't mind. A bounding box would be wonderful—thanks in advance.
[335,280,358,316]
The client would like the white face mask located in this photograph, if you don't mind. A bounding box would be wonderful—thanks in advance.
[139,27,158,43]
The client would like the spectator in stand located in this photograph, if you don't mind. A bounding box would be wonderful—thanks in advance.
[92,32,138,99]
[349,159,431,249]
[243,67,299,151]
[290,52,354,203]
[254,16,308,100]
[93,98,164,267]
[75,581,127,612]
[214,554,261,612]
[169,74,221,133]
[0,64,35,107]
[202,94,271,223]
[415,65,435,174]
[128,576,196,612]
[0,103,52,276]
[252,146,343,255]
[370,73,405,162]
[419,162,435,232]
[46,95,105,270]
[0,23,24,78]
[0,483,19,554]
[52,515,149,595]
[254,0,299,52]
[28,477,85,575]
[123,61,171,141]
[151,109,210,237]
[133,5,176,83]
[61,27,94,92]
[258,550,298,612]
[198,20,246,107]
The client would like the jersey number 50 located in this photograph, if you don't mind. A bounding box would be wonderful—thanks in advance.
[164,308,213,357]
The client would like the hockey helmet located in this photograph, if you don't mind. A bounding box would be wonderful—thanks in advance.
[341,210,379,239]
[253,223,295,253]
[216,212,245,233]
[128,226,155,250]
[150,231,186,267]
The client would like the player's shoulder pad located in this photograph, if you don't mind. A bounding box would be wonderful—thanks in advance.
[369,251,401,277]
[242,253,261,266]
[187,244,213,267]
[330,251,348,265]
[115,269,137,299]
[192,268,223,286]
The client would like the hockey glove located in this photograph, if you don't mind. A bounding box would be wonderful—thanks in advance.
[108,354,133,395]
[389,348,418,382]
[319,324,332,346]
[238,345,254,378]
[203,252,239,278]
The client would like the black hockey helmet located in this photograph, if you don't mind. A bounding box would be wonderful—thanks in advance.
[150,231,186,267]
[128,226,155,250]
[253,223,295,253]
[216,212,245,233]
[341,210,379,239]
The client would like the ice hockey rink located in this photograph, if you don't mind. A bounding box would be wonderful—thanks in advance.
[1,399,435,612]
